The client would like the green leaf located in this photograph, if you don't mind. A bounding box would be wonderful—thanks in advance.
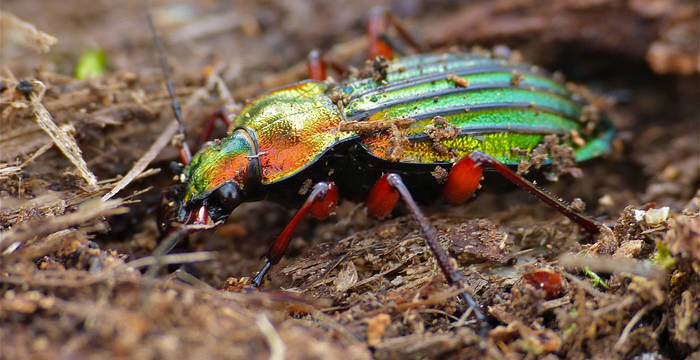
[75,49,107,79]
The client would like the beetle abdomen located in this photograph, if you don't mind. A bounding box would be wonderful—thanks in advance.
[339,53,614,165]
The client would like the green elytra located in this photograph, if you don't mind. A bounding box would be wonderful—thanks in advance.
[182,52,615,206]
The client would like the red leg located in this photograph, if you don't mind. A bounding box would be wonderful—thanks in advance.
[307,49,327,81]
[368,7,394,60]
[443,157,483,204]
[469,150,601,233]
[197,108,232,150]
[307,49,350,80]
[311,9,421,79]
[178,144,192,165]
[367,7,424,60]
[385,12,425,54]
[326,58,350,78]
[310,182,338,218]
[367,173,400,219]
[252,182,338,287]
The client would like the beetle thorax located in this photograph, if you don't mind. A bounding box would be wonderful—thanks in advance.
[180,131,253,211]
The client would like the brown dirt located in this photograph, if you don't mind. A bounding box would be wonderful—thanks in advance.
[1,1,699,359]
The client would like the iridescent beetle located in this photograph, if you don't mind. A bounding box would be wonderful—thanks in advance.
[153,7,614,328]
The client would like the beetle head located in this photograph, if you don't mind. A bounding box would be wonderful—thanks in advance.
[158,130,258,236]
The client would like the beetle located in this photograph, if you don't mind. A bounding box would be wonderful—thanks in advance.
[151,7,614,330]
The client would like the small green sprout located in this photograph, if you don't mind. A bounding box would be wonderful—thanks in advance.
[583,266,608,289]
[651,241,676,270]
[75,49,107,79]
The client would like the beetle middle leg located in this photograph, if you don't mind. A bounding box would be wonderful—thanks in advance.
[306,6,423,81]
[252,181,338,287]
[306,5,409,81]
[368,6,424,60]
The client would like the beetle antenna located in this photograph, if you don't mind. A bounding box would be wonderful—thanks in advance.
[144,0,192,163]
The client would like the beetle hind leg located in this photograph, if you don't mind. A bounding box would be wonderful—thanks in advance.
[468,151,602,233]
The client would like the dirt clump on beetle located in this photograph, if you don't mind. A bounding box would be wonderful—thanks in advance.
[357,56,391,82]
[338,117,415,133]
[2,1,700,360]
[424,115,460,158]
[513,134,582,181]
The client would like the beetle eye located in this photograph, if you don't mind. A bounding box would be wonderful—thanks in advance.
[214,182,241,212]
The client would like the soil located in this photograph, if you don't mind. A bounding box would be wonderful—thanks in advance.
[1,1,699,359]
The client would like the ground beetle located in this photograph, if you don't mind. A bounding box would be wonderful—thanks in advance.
[150,6,615,331]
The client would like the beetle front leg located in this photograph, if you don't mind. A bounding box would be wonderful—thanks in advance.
[252,181,338,287]
[196,108,232,150]
[367,174,489,333]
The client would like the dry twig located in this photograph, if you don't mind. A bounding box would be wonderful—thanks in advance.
[126,251,218,269]
[0,11,57,53]
[255,314,286,360]
[0,199,126,252]
[29,81,98,190]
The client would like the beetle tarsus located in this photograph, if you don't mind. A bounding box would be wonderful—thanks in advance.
[385,173,489,333]
[252,260,272,288]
